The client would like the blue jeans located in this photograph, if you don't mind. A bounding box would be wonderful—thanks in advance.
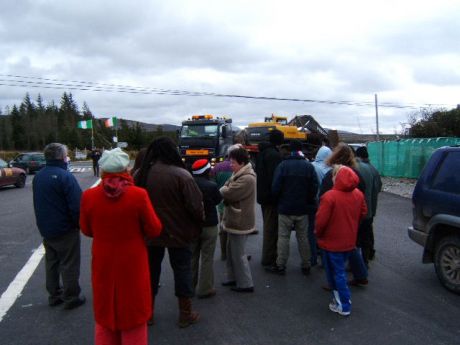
[322,250,352,313]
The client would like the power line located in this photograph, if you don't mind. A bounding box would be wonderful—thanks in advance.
[0,74,456,110]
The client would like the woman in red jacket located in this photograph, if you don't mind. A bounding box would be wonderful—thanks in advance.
[80,148,162,345]
[315,165,367,316]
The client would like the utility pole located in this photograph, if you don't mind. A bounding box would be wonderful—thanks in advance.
[375,94,380,141]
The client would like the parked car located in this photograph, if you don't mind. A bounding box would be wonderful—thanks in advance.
[9,152,46,174]
[408,146,460,294]
[0,158,27,188]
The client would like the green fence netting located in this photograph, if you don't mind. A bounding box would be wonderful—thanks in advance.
[367,137,460,179]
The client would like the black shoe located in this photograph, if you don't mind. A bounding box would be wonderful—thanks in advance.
[48,296,64,307]
[231,287,254,293]
[63,295,86,310]
[265,264,286,275]
[301,266,311,276]
[222,281,237,287]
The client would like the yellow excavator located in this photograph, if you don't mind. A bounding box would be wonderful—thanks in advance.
[239,114,333,159]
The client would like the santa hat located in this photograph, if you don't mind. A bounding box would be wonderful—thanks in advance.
[192,159,211,175]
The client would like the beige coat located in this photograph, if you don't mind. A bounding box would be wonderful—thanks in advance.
[220,163,256,235]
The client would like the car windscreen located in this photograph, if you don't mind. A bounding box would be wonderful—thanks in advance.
[181,125,218,138]
[31,154,45,161]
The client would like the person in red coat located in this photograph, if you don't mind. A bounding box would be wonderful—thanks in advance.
[315,165,367,316]
[80,148,162,345]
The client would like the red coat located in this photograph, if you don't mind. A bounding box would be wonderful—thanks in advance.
[315,166,367,252]
[80,174,162,331]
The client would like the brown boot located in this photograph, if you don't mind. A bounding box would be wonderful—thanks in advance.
[177,297,200,328]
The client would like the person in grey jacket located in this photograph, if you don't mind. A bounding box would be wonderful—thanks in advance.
[220,147,256,292]
[33,143,85,309]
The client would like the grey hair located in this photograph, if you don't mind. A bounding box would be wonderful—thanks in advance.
[44,143,68,161]
[227,143,243,155]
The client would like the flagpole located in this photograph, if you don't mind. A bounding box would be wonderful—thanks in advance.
[91,119,94,149]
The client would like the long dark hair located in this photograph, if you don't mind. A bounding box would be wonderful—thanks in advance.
[134,137,185,188]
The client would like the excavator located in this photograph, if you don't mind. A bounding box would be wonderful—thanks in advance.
[238,114,337,159]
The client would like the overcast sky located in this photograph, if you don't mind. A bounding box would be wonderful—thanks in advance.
[1,0,459,134]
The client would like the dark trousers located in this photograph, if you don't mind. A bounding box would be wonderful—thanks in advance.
[307,209,318,266]
[357,218,374,264]
[261,204,278,266]
[148,246,194,298]
[43,230,81,301]
[93,163,99,177]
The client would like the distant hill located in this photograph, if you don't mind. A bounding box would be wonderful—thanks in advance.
[105,118,180,132]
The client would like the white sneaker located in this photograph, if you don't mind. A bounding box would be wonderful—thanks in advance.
[329,300,351,316]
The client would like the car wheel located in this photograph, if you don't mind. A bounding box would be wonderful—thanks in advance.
[15,174,26,188]
[434,235,460,295]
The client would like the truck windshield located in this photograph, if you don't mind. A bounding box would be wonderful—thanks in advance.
[181,125,218,138]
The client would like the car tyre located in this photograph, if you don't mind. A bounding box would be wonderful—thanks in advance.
[434,235,460,295]
[15,174,26,188]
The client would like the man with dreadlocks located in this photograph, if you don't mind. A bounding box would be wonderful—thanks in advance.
[134,137,204,328]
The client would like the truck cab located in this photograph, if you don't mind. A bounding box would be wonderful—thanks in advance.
[178,115,233,169]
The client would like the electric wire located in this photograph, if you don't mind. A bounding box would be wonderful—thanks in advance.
[0,74,456,110]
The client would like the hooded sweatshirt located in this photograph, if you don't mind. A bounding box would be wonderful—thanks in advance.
[312,146,332,185]
[315,166,367,252]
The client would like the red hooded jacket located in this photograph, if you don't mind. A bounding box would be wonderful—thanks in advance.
[315,166,367,252]
[80,173,162,331]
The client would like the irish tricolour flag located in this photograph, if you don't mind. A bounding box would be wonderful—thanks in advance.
[77,120,92,129]
[104,117,118,128]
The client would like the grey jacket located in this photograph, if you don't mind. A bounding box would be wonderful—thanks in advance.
[220,163,256,235]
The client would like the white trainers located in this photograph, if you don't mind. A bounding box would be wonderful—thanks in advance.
[329,300,351,316]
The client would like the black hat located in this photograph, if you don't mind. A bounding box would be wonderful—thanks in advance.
[269,129,284,146]
[290,140,302,152]
[356,146,369,159]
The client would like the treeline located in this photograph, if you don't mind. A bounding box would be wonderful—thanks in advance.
[409,107,460,137]
[0,92,174,151]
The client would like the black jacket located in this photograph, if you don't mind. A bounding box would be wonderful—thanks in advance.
[319,167,366,197]
[255,142,282,205]
[194,175,222,226]
[272,154,318,215]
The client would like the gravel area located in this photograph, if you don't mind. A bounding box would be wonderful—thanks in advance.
[381,176,417,198]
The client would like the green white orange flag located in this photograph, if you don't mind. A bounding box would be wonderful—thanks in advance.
[104,117,118,128]
[77,120,92,129]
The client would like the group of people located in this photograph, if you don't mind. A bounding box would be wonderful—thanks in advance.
[32,133,381,345]
[256,130,381,316]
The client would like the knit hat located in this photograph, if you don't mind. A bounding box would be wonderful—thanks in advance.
[192,159,211,175]
[355,146,369,159]
[99,148,130,173]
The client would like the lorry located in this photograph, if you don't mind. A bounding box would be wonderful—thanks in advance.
[240,114,334,159]
[178,115,233,168]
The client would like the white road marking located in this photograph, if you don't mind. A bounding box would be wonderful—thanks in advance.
[0,177,100,323]
[0,244,45,322]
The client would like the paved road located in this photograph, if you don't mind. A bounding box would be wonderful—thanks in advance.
[0,169,458,345]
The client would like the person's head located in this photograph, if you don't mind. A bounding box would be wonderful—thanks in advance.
[279,144,291,158]
[332,164,343,184]
[290,140,302,153]
[191,159,211,176]
[44,143,67,161]
[326,142,357,169]
[269,129,284,146]
[314,146,333,163]
[99,148,130,174]
[132,147,147,173]
[228,147,250,173]
[355,146,369,159]
[226,143,243,157]
[135,136,184,187]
